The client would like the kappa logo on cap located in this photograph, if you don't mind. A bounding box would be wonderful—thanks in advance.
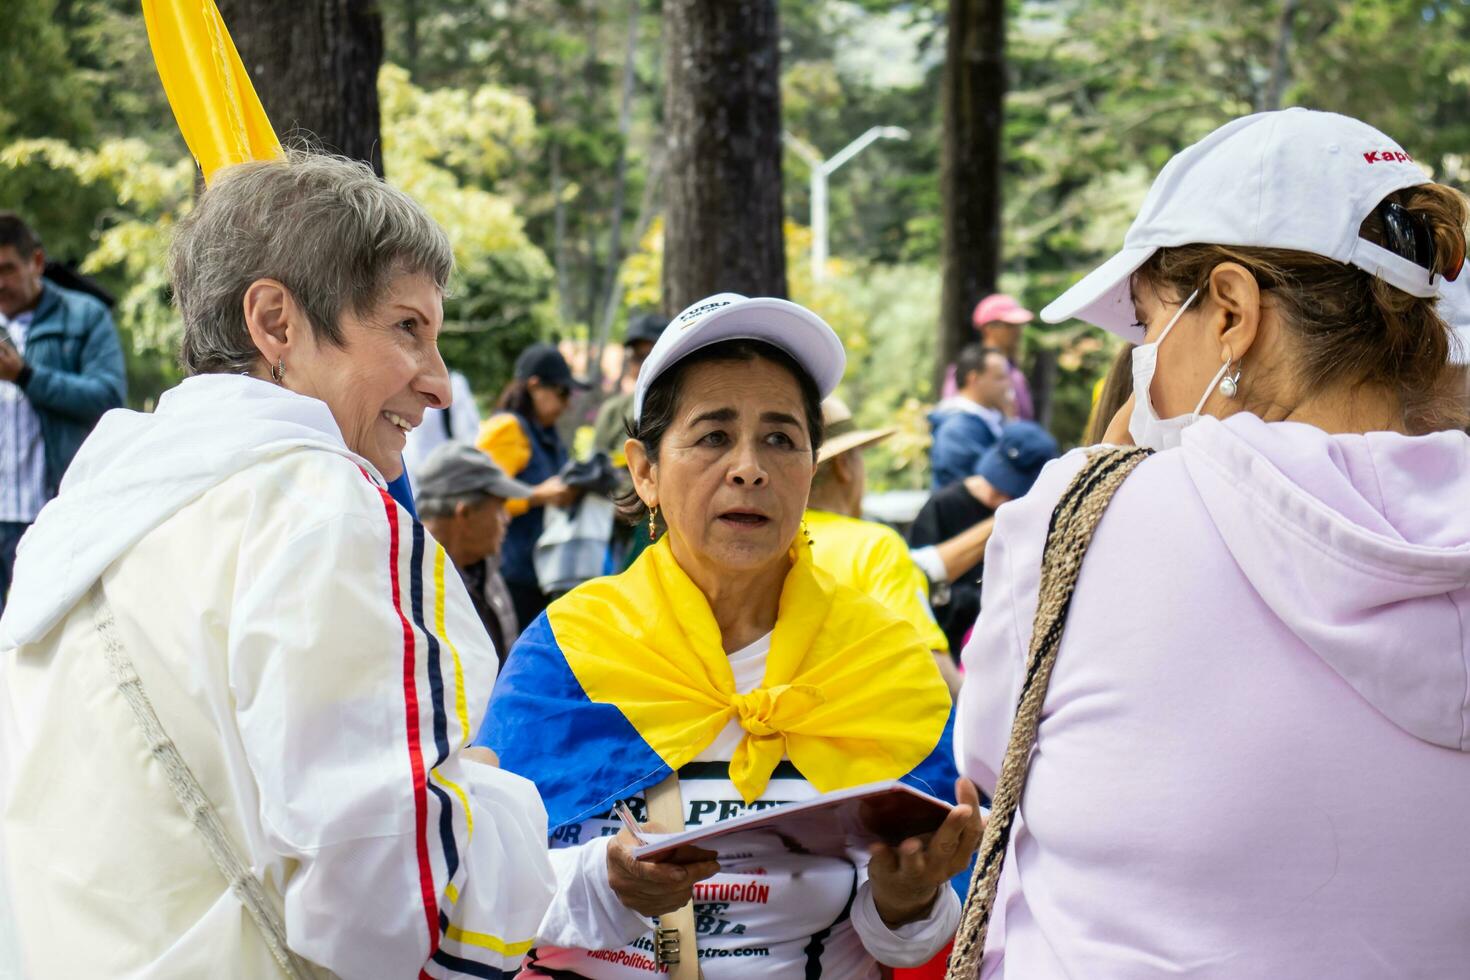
[677,299,732,328]
[1363,149,1414,165]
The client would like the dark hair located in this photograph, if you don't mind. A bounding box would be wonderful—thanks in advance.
[955,343,1005,388]
[615,339,824,528]
[1136,182,1469,433]
[497,379,536,419]
[0,212,42,257]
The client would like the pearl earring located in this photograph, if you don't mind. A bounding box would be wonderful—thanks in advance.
[1219,362,1241,399]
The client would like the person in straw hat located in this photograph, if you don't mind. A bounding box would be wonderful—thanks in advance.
[805,395,961,696]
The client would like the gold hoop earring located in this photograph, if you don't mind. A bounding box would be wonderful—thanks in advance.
[270,358,286,384]
[648,505,659,541]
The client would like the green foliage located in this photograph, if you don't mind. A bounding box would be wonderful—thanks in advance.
[379,63,555,403]
[6,0,1468,442]
[0,0,95,144]
[0,59,552,410]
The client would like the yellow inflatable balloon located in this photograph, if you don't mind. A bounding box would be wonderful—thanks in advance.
[142,0,283,184]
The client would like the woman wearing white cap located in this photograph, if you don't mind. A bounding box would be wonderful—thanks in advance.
[950,109,1470,978]
[480,293,983,978]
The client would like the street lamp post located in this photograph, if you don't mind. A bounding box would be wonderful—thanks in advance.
[784,125,910,283]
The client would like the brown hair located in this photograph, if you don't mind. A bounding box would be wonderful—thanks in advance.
[1083,343,1136,445]
[1135,183,1469,434]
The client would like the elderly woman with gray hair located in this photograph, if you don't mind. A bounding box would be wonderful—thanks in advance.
[0,151,554,979]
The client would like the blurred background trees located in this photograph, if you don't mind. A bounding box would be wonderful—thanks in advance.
[3,0,1467,486]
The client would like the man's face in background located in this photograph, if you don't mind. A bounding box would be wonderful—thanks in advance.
[627,340,655,382]
[0,246,44,319]
[973,352,1014,412]
[979,320,1021,361]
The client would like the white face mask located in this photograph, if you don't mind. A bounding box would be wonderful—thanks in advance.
[1127,289,1234,451]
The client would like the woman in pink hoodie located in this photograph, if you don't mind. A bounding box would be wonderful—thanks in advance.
[956,109,1470,978]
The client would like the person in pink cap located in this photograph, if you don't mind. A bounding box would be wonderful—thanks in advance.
[954,108,1470,978]
[971,293,1035,420]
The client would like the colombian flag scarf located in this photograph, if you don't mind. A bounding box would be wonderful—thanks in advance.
[481,536,956,830]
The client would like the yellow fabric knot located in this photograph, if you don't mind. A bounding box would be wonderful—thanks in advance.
[548,536,952,804]
[730,684,826,736]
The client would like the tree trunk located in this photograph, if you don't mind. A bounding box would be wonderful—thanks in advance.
[662,0,787,314]
[551,136,574,327]
[1262,0,1300,111]
[588,0,644,389]
[402,0,420,78]
[219,0,386,176]
[938,0,1005,391]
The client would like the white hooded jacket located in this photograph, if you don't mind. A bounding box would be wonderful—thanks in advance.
[0,374,554,979]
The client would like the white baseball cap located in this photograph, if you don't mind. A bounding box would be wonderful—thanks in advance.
[632,293,846,422]
[1440,262,1470,366]
[1042,108,1442,338]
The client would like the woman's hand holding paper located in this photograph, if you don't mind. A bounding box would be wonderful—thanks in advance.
[607,826,721,917]
[867,778,985,928]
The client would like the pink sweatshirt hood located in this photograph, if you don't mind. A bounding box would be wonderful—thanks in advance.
[1180,413,1470,750]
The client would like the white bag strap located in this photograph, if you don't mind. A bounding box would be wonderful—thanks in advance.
[644,772,702,980]
[89,585,316,980]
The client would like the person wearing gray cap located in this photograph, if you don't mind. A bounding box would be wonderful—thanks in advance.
[418,442,536,661]
[593,312,669,458]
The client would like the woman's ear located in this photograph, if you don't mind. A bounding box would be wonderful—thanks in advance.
[833,452,857,486]
[624,438,657,509]
[241,278,305,372]
[1207,262,1262,364]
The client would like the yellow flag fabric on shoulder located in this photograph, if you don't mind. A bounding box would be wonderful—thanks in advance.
[546,536,952,804]
[142,0,283,184]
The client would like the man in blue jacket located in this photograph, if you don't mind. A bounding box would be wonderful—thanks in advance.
[0,212,126,608]
[928,343,1011,489]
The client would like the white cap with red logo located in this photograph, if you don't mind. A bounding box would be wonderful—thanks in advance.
[1041,108,1443,338]
[1440,262,1470,366]
[633,293,846,422]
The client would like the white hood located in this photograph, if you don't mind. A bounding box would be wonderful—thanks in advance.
[0,374,379,649]
[1181,414,1470,750]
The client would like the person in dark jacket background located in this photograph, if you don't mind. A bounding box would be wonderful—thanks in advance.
[0,212,126,609]
[476,342,585,627]
[927,343,1011,489]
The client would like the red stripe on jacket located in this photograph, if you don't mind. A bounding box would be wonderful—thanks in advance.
[374,480,441,953]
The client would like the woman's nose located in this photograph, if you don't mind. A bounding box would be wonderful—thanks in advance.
[728,444,768,487]
[419,347,451,410]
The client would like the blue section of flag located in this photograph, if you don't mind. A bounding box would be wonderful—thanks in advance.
[900,707,960,803]
[387,465,417,517]
[478,613,964,874]
[898,706,973,900]
[477,612,671,831]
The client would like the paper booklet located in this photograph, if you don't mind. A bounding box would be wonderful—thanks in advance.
[627,780,953,862]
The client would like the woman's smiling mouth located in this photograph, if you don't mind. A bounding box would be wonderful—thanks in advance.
[382,410,416,433]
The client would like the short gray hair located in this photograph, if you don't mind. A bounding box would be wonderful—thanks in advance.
[172,150,454,375]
